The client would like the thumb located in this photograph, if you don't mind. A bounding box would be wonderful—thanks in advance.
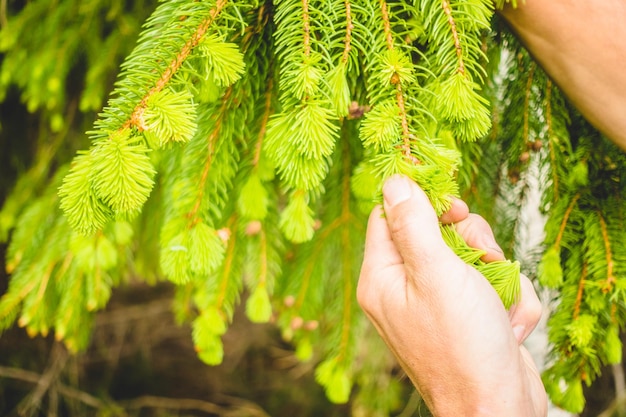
[382,175,453,274]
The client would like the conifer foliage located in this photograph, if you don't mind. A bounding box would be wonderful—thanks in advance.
[1,0,625,414]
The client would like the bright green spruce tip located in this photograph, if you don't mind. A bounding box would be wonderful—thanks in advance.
[560,379,585,414]
[58,152,113,236]
[538,246,564,288]
[196,334,225,366]
[543,371,586,414]
[238,172,269,220]
[295,336,314,362]
[360,100,402,153]
[192,308,227,366]
[160,222,226,284]
[437,73,492,142]
[288,52,325,101]
[90,129,156,214]
[197,33,246,87]
[143,88,198,148]
[279,192,316,244]
[441,224,521,309]
[188,222,226,275]
[94,234,118,272]
[197,307,228,336]
[381,49,416,85]
[568,160,589,188]
[113,220,134,246]
[264,102,337,191]
[326,61,350,118]
[245,286,273,324]
[604,324,623,365]
[315,358,352,404]
[566,313,597,348]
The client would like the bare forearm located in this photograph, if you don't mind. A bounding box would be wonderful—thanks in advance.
[500,0,626,150]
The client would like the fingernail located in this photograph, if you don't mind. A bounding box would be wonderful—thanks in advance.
[383,175,412,207]
[513,325,525,343]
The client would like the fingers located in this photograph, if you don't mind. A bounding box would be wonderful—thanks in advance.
[440,197,504,262]
[509,274,542,344]
[439,197,469,224]
[454,213,506,262]
[381,175,453,272]
[363,175,542,346]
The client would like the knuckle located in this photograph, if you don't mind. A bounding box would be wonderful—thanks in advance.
[356,277,374,312]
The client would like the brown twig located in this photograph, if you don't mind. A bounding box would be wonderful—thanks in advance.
[555,193,580,249]
[0,364,271,416]
[0,365,105,410]
[341,0,354,64]
[186,87,232,227]
[545,79,560,200]
[302,0,311,57]
[441,0,465,75]
[379,0,412,158]
[597,211,616,292]
[253,79,274,168]
[572,261,587,320]
[522,63,536,147]
[16,343,69,416]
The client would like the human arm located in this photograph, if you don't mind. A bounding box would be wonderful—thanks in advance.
[499,0,626,149]
[357,176,548,416]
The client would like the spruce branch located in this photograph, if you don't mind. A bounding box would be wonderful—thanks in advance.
[214,220,239,314]
[572,262,587,320]
[544,79,561,200]
[441,0,466,76]
[379,0,412,158]
[341,0,354,65]
[556,193,581,249]
[522,62,536,148]
[245,228,272,323]
[126,0,228,133]
[187,89,231,228]
[301,0,312,57]
[337,146,356,371]
[596,210,616,292]
[252,79,274,169]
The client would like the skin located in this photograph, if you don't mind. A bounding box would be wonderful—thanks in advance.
[500,0,626,150]
[358,176,547,416]
[358,2,626,415]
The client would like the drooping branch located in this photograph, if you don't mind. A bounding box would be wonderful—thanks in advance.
[341,0,354,64]
[337,141,354,363]
[441,0,465,75]
[302,0,311,57]
[126,0,228,132]
[597,211,616,292]
[555,193,581,249]
[253,79,274,168]
[522,63,536,146]
[187,88,232,228]
[573,261,587,320]
[215,216,239,311]
[545,79,560,199]
[379,0,412,158]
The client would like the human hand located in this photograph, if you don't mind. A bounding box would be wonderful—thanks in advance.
[357,175,548,417]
